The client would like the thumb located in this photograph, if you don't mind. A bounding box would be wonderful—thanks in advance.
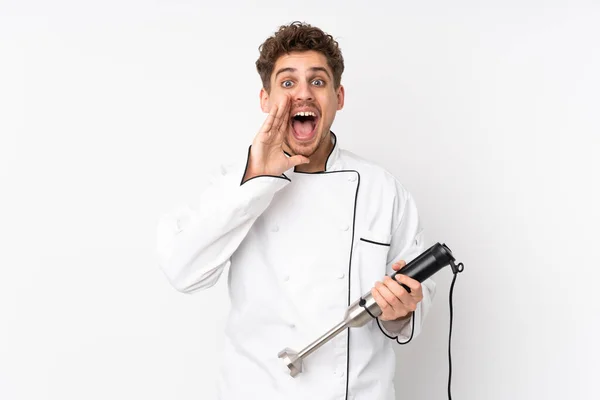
[392,260,406,271]
[289,155,310,167]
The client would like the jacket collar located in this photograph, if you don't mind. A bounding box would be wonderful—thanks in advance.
[324,131,340,171]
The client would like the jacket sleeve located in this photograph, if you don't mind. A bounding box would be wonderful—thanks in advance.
[379,182,436,341]
[155,161,291,294]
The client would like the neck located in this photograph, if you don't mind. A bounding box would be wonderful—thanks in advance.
[292,132,334,173]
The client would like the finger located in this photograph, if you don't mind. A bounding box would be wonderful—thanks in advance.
[271,96,288,133]
[259,104,278,135]
[269,99,288,137]
[391,261,410,293]
[376,281,407,313]
[288,155,310,167]
[394,274,422,297]
[383,276,417,310]
[371,286,392,313]
[392,260,406,271]
[275,95,292,135]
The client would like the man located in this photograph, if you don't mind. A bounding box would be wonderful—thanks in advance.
[156,21,435,400]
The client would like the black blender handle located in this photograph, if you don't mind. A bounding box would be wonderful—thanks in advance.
[391,243,456,292]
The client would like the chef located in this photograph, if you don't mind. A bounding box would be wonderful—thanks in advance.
[156,21,436,400]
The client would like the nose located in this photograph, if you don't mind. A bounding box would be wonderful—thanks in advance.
[294,81,314,102]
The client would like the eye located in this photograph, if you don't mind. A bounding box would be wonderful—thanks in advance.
[312,79,325,86]
[282,80,294,88]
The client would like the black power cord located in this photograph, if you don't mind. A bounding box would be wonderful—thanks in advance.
[366,261,464,400]
[446,262,464,399]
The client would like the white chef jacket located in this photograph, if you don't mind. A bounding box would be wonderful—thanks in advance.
[156,133,436,400]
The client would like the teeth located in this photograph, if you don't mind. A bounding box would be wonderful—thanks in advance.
[294,111,316,117]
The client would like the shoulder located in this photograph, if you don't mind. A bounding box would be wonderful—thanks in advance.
[338,148,411,199]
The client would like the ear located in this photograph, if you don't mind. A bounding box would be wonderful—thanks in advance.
[336,85,345,110]
[260,88,270,113]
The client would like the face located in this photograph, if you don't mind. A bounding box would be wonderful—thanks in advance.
[260,50,345,158]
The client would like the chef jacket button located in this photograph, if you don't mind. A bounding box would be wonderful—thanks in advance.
[337,272,345,279]
[289,323,296,329]
[283,275,290,282]
[341,225,349,231]
[271,225,279,232]
[348,175,357,182]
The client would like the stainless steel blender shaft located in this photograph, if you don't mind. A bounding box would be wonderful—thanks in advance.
[277,291,382,377]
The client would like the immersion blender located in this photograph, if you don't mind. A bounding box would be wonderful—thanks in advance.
[277,242,461,377]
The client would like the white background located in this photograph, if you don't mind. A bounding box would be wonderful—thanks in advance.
[1,1,599,399]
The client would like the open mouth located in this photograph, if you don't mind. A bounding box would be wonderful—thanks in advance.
[291,111,319,141]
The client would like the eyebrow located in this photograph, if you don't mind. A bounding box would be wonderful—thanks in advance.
[274,66,332,80]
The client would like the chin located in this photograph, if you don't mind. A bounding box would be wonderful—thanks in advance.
[285,130,323,158]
